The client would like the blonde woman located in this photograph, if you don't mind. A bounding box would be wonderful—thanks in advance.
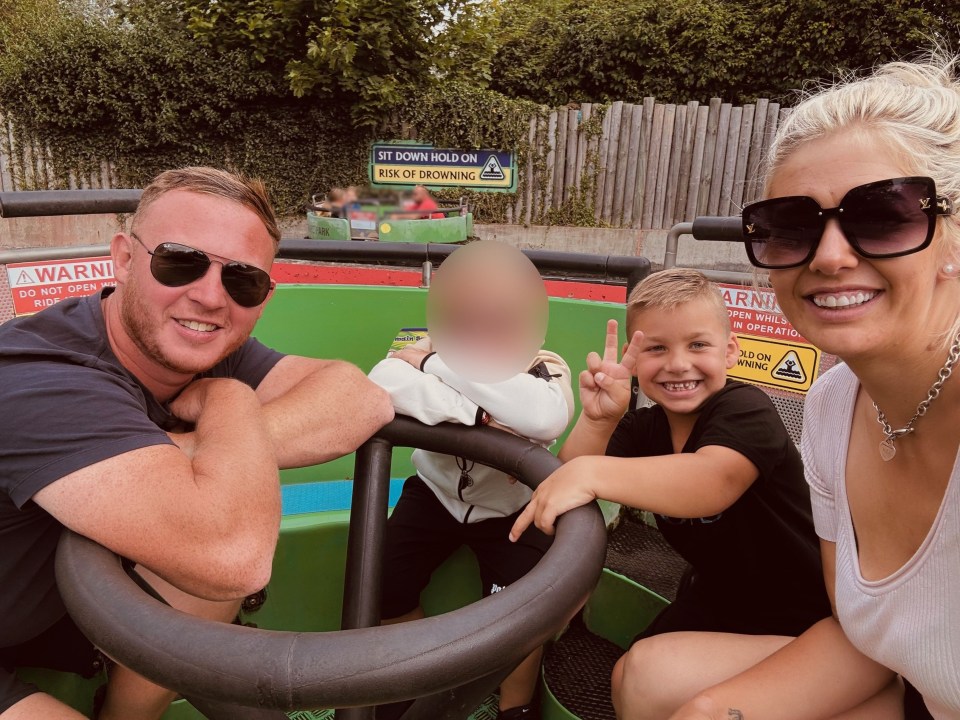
[616,55,960,720]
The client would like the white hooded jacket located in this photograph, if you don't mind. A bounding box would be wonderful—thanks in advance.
[368,341,574,522]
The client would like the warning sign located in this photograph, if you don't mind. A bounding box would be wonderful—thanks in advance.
[6,257,115,316]
[479,154,505,181]
[731,335,820,393]
[719,283,809,342]
[370,143,516,192]
[772,350,806,384]
[389,327,428,354]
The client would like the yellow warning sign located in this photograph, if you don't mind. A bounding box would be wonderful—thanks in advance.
[370,144,517,191]
[372,164,513,188]
[389,327,429,354]
[730,334,821,393]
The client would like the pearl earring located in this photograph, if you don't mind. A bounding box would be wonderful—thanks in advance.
[943,263,960,278]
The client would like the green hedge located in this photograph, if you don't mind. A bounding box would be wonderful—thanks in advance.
[488,0,953,106]
[0,2,555,221]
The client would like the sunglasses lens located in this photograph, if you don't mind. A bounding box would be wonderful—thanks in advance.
[841,180,934,256]
[743,197,822,268]
[148,241,270,307]
[150,243,210,287]
[221,264,272,307]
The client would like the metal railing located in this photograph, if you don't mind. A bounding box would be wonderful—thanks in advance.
[0,189,754,292]
[663,216,752,284]
[0,189,141,217]
[0,239,653,299]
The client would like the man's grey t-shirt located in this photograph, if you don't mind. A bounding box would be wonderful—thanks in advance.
[0,288,284,647]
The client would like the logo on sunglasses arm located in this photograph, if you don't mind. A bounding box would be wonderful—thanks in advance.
[745,224,755,235]
[920,197,931,210]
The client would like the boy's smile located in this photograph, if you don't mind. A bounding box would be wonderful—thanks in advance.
[630,298,739,417]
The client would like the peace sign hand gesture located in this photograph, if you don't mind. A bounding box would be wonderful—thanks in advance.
[579,319,644,423]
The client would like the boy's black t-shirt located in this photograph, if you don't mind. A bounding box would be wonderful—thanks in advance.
[606,380,831,628]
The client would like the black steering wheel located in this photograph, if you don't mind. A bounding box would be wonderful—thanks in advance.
[55,416,607,719]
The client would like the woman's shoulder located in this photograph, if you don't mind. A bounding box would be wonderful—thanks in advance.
[802,362,858,467]
[806,361,858,413]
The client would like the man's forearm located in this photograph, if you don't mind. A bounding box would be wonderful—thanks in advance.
[262,361,394,468]
[192,382,279,510]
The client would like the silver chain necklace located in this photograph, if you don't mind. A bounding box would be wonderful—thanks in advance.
[873,330,960,461]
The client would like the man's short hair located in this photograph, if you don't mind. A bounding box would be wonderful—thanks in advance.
[627,268,731,334]
[132,167,280,251]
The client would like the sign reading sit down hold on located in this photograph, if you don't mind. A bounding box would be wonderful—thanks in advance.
[370,143,516,192]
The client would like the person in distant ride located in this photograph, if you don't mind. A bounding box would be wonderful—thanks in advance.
[0,167,394,720]
[326,187,347,218]
[369,240,574,720]
[342,185,363,216]
[402,184,444,219]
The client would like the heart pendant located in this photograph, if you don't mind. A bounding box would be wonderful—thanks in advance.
[879,437,897,462]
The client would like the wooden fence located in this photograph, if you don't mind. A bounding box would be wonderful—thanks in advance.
[0,113,120,195]
[1,98,790,229]
[506,97,792,228]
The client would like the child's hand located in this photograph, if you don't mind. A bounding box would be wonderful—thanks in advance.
[509,457,596,540]
[579,319,643,423]
[390,344,430,369]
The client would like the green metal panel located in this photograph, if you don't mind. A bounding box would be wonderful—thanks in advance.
[377,215,468,244]
[251,285,626,486]
[540,678,581,720]
[581,569,669,651]
[539,570,670,720]
[14,667,103,716]
[306,212,352,241]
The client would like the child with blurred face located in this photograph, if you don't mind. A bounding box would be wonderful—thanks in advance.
[368,240,574,720]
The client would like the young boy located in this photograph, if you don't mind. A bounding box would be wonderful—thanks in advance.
[368,241,575,720]
[511,268,830,641]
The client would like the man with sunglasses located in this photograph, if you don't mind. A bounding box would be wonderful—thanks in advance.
[0,167,394,719]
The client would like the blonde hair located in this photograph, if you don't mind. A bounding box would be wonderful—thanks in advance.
[762,51,960,341]
[627,268,730,334]
[765,53,960,258]
[132,167,280,251]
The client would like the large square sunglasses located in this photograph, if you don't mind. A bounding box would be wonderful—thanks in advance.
[741,176,956,270]
[131,233,274,308]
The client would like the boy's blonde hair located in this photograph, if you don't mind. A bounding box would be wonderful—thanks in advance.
[627,268,730,334]
[132,166,280,252]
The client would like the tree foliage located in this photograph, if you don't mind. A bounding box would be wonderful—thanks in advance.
[0,1,530,217]
[489,0,958,105]
[1,0,957,225]
[182,0,497,124]
[0,2,373,211]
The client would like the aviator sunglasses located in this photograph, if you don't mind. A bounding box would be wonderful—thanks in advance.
[741,176,956,269]
[130,233,274,307]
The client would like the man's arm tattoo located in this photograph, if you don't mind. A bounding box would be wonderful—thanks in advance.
[728,711,744,720]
